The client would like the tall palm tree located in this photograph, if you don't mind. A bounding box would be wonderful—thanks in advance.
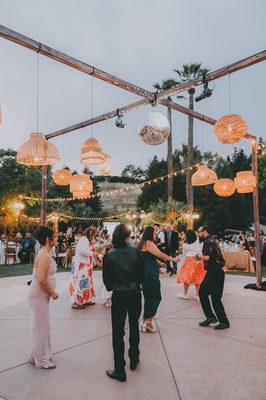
[153,79,184,200]
[174,64,209,214]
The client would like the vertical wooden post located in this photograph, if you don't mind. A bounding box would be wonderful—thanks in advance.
[40,165,47,225]
[251,140,262,284]
[167,106,173,200]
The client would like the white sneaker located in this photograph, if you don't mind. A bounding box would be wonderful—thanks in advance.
[193,295,200,301]
[178,294,190,300]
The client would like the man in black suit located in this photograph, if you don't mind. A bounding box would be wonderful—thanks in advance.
[103,224,145,382]
[164,224,179,276]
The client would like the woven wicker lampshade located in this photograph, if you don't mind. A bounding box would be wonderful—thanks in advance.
[234,171,256,193]
[81,137,105,166]
[17,132,60,166]
[52,168,72,186]
[100,153,111,176]
[214,114,248,144]
[214,178,236,197]
[70,174,93,199]
[191,164,218,186]
[139,112,170,145]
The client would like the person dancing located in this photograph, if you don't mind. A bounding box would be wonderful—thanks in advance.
[69,227,96,309]
[103,224,145,382]
[177,230,205,300]
[28,226,58,369]
[138,226,179,333]
[197,226,230,330]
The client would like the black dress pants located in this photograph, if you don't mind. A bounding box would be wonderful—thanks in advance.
[199,269,229,324]
[111,291,142,372]
[165,249,177,272]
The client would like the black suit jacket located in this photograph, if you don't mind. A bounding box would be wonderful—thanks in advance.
[164,230,179,253]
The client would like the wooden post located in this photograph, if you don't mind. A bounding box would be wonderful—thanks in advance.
[251,140,262,284]
[40,165,47,225]
[167,106,173,200]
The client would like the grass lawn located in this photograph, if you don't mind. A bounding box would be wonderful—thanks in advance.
[0,263,68,278]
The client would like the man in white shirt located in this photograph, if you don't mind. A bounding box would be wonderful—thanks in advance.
[154,224,166,249]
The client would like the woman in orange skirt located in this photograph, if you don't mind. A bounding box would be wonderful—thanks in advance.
[177,230,205,300]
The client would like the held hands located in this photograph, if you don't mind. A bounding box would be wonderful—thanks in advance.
[171,257,180,263]
[51,291,59,300]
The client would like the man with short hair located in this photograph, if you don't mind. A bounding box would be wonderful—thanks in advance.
[103,224,145,382]
[154,224,165,248]
[22,232,36,263]
[164,224,179,276]
[197,226,230,330]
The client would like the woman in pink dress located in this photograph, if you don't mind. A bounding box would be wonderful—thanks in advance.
[177,230,206,300]
[69,227,96,309]
[28,226,59,370]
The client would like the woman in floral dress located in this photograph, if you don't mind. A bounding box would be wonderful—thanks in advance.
[69,227,96,309]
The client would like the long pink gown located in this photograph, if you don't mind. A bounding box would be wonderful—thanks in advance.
[28,255,57,367]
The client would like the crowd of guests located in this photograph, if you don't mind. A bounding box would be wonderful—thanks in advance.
[27,222,231,379]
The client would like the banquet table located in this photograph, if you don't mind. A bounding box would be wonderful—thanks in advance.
[222,250,255,273]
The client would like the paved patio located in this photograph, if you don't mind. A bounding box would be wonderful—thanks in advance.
[0,270,265,400]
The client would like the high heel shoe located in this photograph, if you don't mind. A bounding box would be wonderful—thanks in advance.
[142,321,157,333]
[140,320,147,332]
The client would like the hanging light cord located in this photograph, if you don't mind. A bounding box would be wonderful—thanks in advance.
[36,52,40,132]
[228,73,232,114]
[90,76,94,137]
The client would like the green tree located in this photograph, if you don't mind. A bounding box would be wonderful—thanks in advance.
[121,164,146,180]
[153,79,184,200]
[174,64,209,212]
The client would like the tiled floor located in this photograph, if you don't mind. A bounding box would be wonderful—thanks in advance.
[0,271,265,400]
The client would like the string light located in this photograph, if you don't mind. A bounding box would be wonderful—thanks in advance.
[20,155,219,203]
[22,210,148,223]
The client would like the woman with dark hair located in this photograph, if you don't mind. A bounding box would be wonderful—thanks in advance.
[69,227,96,309]
[139,226,179,333]
[177,230,205,300]
[103,224,145,382]
[28,226,58,369]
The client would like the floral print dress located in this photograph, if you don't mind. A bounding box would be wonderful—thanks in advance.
[69,236,96,305]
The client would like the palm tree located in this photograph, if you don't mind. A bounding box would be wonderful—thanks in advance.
[153,79,184,200]
[174,64,209,214]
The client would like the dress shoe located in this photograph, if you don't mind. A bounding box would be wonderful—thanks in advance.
[106,369,126,382]
[214,322,230,330]
[199,317,217,327]
[130,358,140,371]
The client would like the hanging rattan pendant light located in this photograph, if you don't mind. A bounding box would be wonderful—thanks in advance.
[17,132,60,166]
[139,112,170,145]
[214,114,248,144]
[214,178,236,197]
[191,164,218,186]
[100,153,111,176]
[70,173,93,198]
[81,137,106,166]
[52,168,72,186]
[234,171,256,193]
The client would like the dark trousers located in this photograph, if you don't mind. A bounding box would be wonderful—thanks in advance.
[165,248,177,272]
[199,269,229,324]
[111,291,142,372]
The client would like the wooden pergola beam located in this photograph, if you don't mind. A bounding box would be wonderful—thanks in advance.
[0,24,154,100]
[156,50,266,100]
[46,49,266,139]
[46,99,216,139]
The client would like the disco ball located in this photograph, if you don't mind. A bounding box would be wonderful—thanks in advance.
[139,112,170,145]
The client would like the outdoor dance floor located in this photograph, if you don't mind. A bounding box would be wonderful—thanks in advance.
[0,271,265,400]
